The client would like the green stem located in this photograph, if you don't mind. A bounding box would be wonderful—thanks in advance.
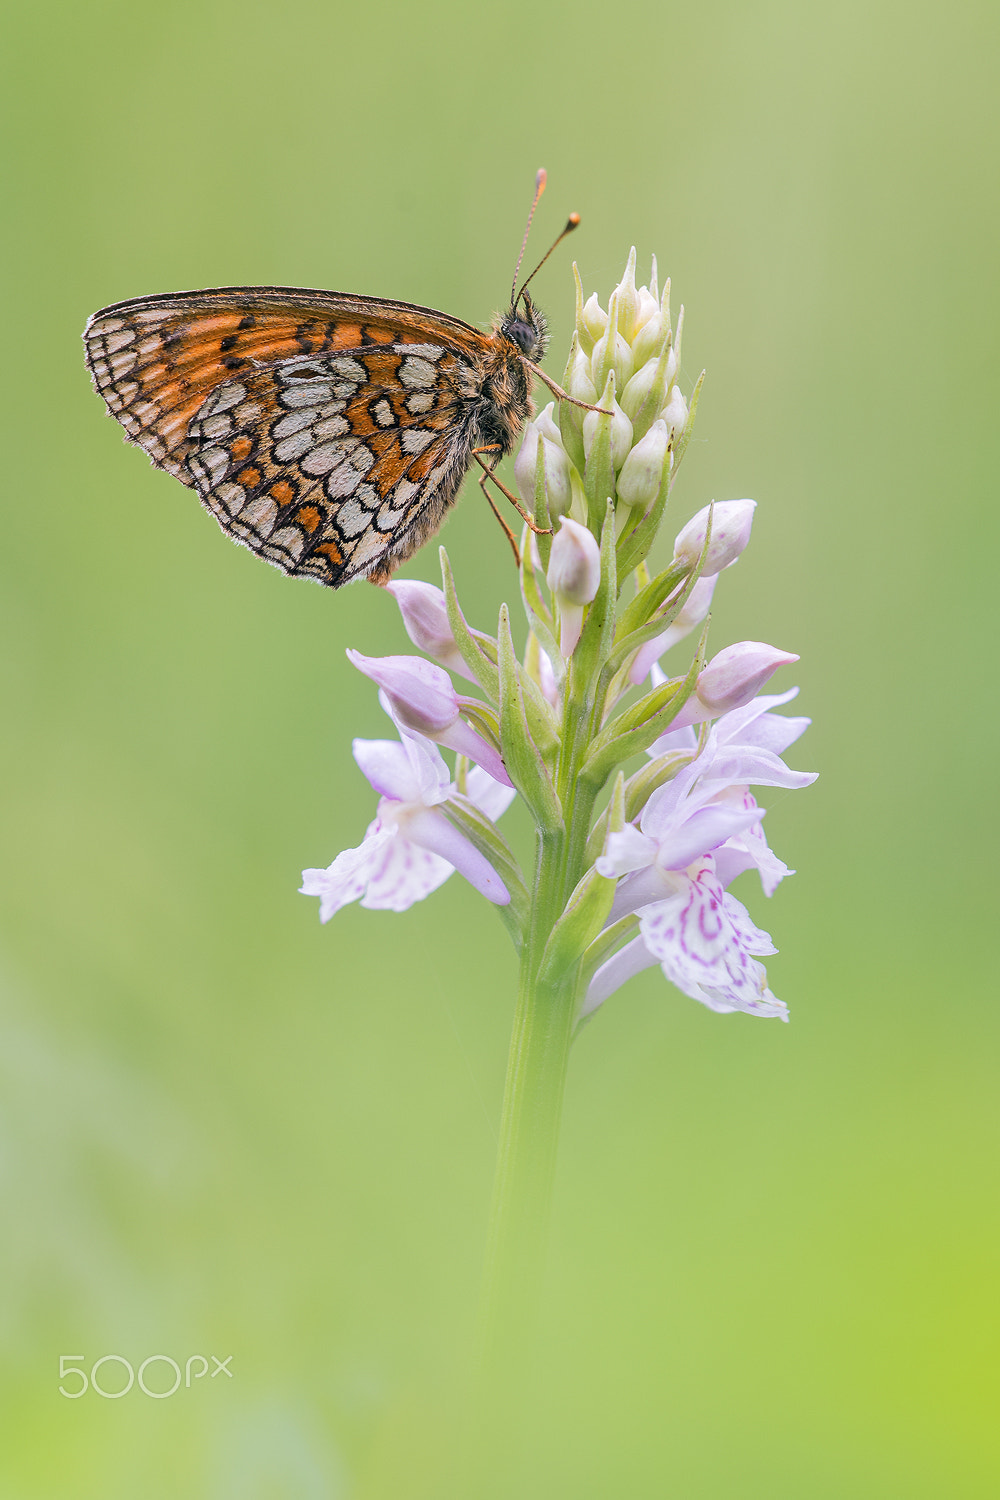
[479,648,600,1382]
[478,827,573,1370]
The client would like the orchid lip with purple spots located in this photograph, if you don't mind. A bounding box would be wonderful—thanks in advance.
[585,691,816,1021]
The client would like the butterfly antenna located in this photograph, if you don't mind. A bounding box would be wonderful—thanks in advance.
[510,168,548,307]
[514,212,581,307]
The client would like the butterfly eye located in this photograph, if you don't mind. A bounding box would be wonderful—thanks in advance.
[504,317,539,356]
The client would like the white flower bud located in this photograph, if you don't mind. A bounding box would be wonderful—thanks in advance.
[547,517,602,657]
[614,248,639,343]
[673,499,756,576]
[620,355,662,423]
[622,345,680,440]
[564,339,598,406]
[633,286,659,334]
[661,382,688,435]
[615,419,669,510]
[540,439,572,518]
[582,398,634,472]
[547,516,601,605]
[514,417,543,506]
[581,293,608,342]
[533,400,563,446]
[514,419,572,519]
[630,311,665,369]
[591,323,635,393]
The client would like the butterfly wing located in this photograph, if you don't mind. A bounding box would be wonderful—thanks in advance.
[182,342,476,586]
[83,287,497,585]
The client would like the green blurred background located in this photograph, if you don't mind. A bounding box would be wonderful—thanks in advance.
[2,0,998,1493]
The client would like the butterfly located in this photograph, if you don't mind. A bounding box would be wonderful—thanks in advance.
[83,174,579,588]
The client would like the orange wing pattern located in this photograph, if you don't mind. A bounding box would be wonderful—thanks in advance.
[83,288,513,586]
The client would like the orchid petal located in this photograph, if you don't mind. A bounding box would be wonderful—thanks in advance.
[352,736,449,804]
[652,800,764,871]
[435,716,513,788]
[608,865,682,922]
[696,744,817,791]
[402,807,510,905]
[466,764,518,822]
[596,825,658,878]
[348,650,459,734]
[719,821,792,897]
[582,935,659,1016]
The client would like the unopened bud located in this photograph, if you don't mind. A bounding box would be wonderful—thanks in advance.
[632,285,659,335]
[697,642,799,714]
[616,419,669,510]
[673,499,756,576]
[346,650,512,785]
[591,321,635,394]
[581,292,608,342]
[668,642,799,729]
[546,516,601,605]
[564,337,598,407]
[630,311,665,369]
[533,401,563,446]
[661,382,688,435]
[546,517,602,657]
[620,343,678,438]
[620,355,662,423]
[514,419,572,518]
[386,580,473,680]
[582,398,633,472]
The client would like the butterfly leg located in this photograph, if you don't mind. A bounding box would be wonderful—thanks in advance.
[472,449,552,534]
[521,359,612,416]
[477,466,521,567]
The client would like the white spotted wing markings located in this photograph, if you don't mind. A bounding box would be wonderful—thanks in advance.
[182,341,465,565]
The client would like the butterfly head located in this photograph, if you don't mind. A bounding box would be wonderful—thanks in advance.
[499,292,549,364]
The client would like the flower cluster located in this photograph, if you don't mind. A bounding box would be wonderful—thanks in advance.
[301,252,815,1025]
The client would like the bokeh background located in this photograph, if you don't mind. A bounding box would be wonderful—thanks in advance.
[2,0,998,1494]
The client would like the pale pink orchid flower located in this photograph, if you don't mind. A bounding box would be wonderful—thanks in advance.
[300,730,515,919]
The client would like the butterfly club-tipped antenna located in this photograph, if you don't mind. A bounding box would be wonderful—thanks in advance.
[505,171,600,414]
[510,169,583,314]
[510,167,548,310]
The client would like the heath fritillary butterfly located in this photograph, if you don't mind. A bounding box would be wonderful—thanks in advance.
[83,174,580,588]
